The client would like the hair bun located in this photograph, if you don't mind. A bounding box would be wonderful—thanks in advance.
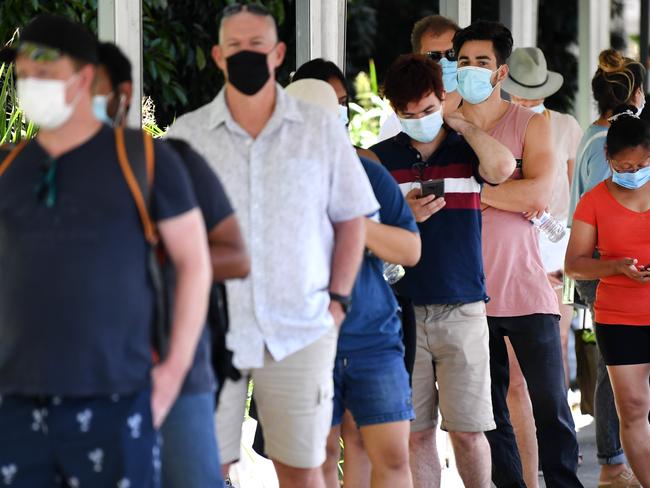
[599,49,626,73]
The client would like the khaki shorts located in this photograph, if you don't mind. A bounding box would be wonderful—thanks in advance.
[411,301,495,433]
[215,327,337,469]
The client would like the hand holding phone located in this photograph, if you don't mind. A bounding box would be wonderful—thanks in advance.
[420,179,445,199]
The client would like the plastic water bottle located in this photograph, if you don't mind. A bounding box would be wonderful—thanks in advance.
[531,211,566,243]
[383,262,405,284]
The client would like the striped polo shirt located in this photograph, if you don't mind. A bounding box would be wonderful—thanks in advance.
[370,130,488,305]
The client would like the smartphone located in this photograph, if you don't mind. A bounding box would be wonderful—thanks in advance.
[421,179,445,198]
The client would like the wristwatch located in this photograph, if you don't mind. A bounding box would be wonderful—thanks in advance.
[329,292,352,314]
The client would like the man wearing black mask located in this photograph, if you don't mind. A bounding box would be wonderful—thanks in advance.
[167,4,378,488]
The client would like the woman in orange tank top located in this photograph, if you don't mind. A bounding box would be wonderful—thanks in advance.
[566,109,650,488]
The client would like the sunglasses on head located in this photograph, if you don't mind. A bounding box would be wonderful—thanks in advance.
[222,3,272,17]
[426,49,456,62]
[17,42,63,62]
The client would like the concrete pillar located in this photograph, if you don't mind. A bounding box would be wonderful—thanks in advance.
[439,0,472,28]
[641,0,649,92]
[500,0,539,48]
[98,0,143,128]
[296,0,347,73]
[577,0,611,128]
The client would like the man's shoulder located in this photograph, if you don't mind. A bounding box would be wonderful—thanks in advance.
[369,134,407,163]
[169,97,220,135]
[550,109,581,128]
[359,156,391,186]
[173,103,213,125]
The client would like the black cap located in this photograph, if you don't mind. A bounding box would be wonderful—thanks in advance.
[0,14,98,64]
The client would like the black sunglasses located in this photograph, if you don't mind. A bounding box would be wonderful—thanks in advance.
[426,49,456,62]
[411,162,428,182]
[222,3,272,17]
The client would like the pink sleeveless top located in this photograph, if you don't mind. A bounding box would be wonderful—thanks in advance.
[483,103,559,317]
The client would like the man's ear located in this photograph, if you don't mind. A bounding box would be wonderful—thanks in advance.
[80,64,96,91]
[68,63,95,103]
[273,41,287,68]
[119,81,133,108]
[495,63,509,84]
[212,45,226,72]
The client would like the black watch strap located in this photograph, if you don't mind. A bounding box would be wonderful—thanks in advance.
[329,292,352,314]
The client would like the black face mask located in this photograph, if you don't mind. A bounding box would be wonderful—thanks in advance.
[226,50,271,96]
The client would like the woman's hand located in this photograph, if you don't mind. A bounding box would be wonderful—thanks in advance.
[615,258,650,283]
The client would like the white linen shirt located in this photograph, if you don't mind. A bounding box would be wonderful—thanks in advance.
[167,86,379,369]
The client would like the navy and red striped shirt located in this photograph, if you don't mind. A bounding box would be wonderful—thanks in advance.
[370,131,488,305]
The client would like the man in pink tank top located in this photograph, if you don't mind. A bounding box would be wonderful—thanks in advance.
[454,21,583,488]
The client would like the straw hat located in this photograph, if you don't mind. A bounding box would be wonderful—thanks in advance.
[502,47,564,100]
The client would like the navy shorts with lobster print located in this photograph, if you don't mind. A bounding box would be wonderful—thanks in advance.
[0,389,159,488]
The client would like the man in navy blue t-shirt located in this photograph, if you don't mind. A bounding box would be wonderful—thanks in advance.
[370,54,515,487]
[0,15,211,487]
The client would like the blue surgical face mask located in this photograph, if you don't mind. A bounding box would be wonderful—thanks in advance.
[439,58,458,93]
[338,104,349,126]
[457,66,496,105]
[92,94,113,125]
[529,103,545,114]
[612,165,650,189]
[399,109,444,143]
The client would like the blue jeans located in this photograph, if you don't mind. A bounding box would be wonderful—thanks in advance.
[486,314,583,488]
[575,279,626,465]
[160,392,223,488]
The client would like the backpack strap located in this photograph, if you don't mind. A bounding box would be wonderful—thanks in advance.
[0,141,28,177]
[114,127,158,245]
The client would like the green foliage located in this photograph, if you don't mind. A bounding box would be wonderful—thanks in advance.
[0,62,37,144]
[0,0,292,127]
[348,60,391,149]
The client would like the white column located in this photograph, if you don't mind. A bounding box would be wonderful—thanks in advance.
[97,0,143,128]
[439,0,472,28]
[577,0,610,128]
[501,0,539,48]
[295,0,347,73]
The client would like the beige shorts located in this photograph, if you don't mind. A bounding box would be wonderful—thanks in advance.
[411,301,495,433]
[215,327,337,469]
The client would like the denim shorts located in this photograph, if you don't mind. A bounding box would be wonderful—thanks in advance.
[332,347,414,428]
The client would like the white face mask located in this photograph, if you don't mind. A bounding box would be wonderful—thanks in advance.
[338,104,349,126]
[399,109,444,143]
[17,75,81,130]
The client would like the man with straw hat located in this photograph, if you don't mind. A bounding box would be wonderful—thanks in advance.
[502,46,583,488]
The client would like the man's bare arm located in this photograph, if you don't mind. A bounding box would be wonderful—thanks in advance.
[329,217,366,327]
[444,111,515,184]
[208,215,250,281]
[152,208,212,427]
[481,114,555,212]
[366,219,421,266]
